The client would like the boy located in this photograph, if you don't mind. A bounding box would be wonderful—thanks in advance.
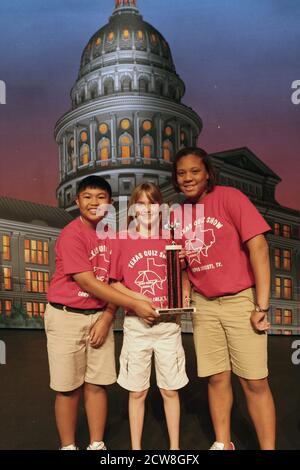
[45,175,157,450]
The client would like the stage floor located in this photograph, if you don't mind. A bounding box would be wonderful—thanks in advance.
[0,330,299,450]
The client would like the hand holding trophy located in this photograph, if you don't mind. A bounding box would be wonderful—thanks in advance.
[157,221,196,315]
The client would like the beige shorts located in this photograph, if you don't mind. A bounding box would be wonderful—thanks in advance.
[192,287,268,379]
[44,304,117,392]
[117,316,189,392]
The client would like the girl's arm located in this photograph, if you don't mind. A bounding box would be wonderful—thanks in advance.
[182,269,191,307]
[111,281,151,302]
[73,271,158,321]
[246,234,270,332]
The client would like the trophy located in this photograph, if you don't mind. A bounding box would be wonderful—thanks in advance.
[157,221,196,315]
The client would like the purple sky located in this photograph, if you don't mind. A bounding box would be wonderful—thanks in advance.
[0,0,299,209]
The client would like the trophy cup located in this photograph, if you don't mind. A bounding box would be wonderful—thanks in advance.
[157,221,196,315]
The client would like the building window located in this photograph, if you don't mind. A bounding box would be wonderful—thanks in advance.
[275,308,282,325]
[181,131,187,143]
[95,37,102,47]
[136,30,144,41]
[80,131,88,142]
[283,224,291,238]
[283,309,292,325]
[0,300,12,317]
[67,137,75,172]
[141,135,153,163]
[274,223,280,236]
[107,32,114,42]
[142,120,152,132]
[150,33,157,44]
[26,302,46,318]
[3,267,12,290]
[139,78,149,93]
[25,270,49,293]
[283,250,291,271]
[121,77,132,92]
[120,119,131,130]
[163,140,173,162]
[103,78,114,95]
[122,29,130,40]
[97,138,110,165]
[275,277,281,298]
[165,126,173,137]
[99,123,108,135]
[2,235,11,261]
[80,143,90,166]
[283,278,292,299]
[274,248,281,269]
[119,133,133,161]
[25,240,49,265]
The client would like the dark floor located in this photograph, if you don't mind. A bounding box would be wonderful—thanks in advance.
[0,330,299,450]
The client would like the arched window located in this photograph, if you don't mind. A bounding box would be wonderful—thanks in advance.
[80,143,90,166]
[80,87,86,102]
[90,83,98,100]
[67,138,75,172]
[121,76,132,92]
[119,133,133,161]
[141,135,153,163]
[155,79,164,96]
[104,78,114,95]
[163,140,173,162]
[97,138,110,166]
[139,77,149,93]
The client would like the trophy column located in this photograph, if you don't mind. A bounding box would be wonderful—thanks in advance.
[166,244,183,309]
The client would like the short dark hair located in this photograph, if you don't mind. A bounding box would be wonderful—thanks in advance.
[76,175,112,198]
[172,147,217,193]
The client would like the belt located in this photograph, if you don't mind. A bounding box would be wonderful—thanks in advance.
[49,302,102,315]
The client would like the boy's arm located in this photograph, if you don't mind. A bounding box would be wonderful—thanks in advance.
[73,271,159,322]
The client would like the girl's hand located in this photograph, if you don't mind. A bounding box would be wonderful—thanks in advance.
[179,249,187,269]
[250,310,270,332]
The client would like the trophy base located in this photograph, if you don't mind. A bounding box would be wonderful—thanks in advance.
[156,307,196,315]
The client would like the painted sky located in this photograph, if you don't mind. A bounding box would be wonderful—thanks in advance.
[0,0,299,209]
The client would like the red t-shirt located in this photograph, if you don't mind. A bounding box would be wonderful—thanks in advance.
[175,186,271,298]
[47,217,109,309]
[109,233,170,310]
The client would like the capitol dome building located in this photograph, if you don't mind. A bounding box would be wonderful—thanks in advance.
[55,0,202,213]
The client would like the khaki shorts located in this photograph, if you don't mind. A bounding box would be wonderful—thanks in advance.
[192,288,268,379]
[44,304,117,392]
[117,316,189,392]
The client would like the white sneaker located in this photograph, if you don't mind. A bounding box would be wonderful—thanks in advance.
[209,441,235,450]
[87,441,107,450]
[60,444,78,450]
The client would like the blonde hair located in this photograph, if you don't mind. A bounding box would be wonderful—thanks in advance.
[128,182,163,227]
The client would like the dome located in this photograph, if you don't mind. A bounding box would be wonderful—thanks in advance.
[55,0,202,214]
[78,1,175,80]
